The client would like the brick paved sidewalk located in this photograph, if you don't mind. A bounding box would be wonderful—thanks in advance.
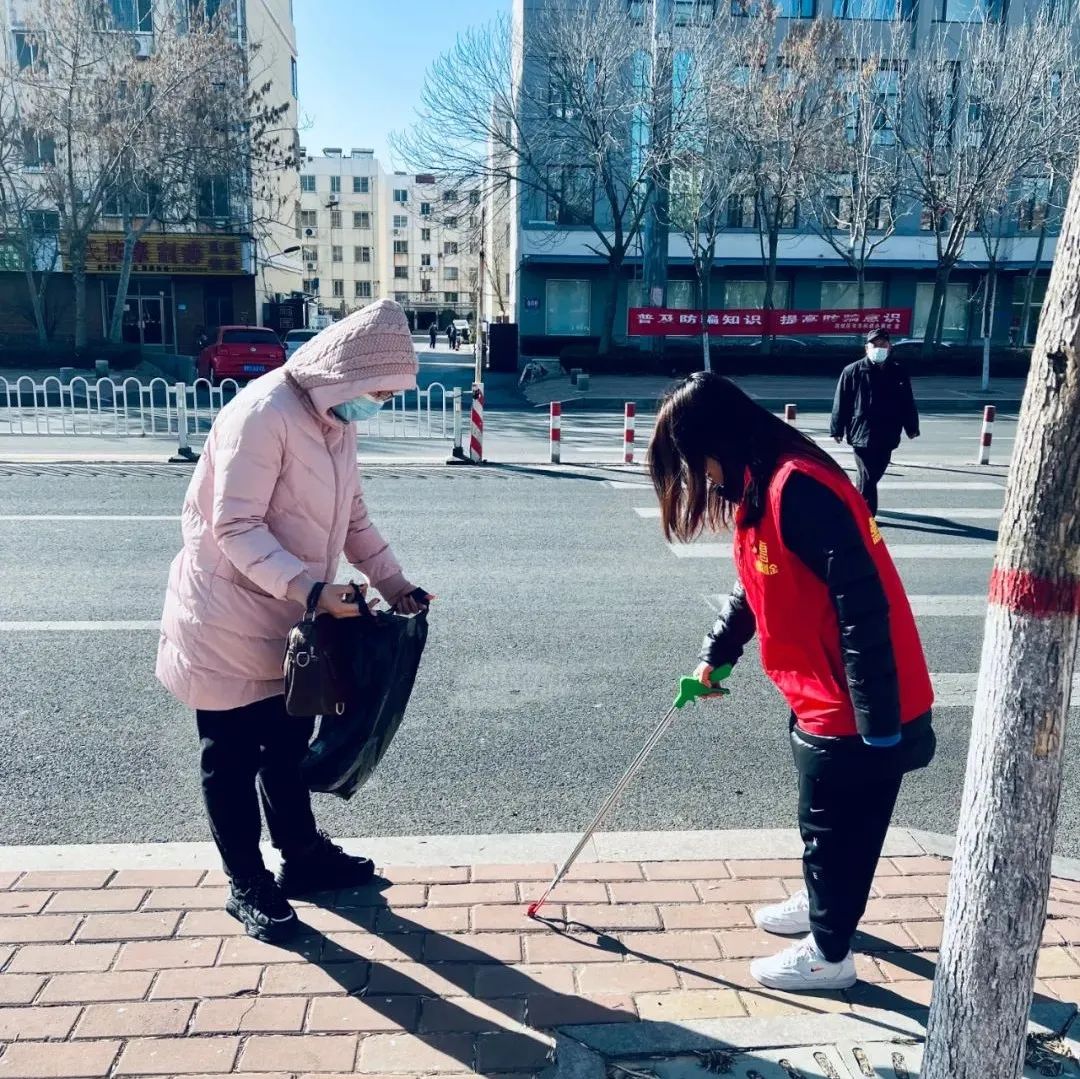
[0,852,1077,1078]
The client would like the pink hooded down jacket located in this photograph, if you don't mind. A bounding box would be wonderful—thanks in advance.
[156,301,418,711]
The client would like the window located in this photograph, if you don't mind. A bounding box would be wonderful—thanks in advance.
[395,292,409,303]
[469,268,479,288]
[104,0,152,32]
[724,280,791,309]
[197,175,230,218]
[629,280,695,310]
[546,279,591,335]
[1011,276,1047,345]
[444,292,459,304]
[355,281,372,299]
[302,278,318,294]
[28,210,59,233]
[353,211,370,229]
[355,246,371,263]
[22,131,55,169]
[545,167,594,226]
[393,188,408,203]
[732,0,814,14]
[302,246,317,262]
[444,241,459,256]
[445,217,458,229]
[300,210,318,229]
[332,279,344,299]
[1018,177,1051,232]
[291,57,298,97]
[421,254,432,267]
[914,282,970,339]
[300,175,316,193]
[420,202,432,216]
[727,194,758,229]
[393,214,408,228]
[353,176,369,194]
[393,240,409,254]
[329,210,342,229]
[443,190,458,202]
[394,266,409,279]
[838,64,899,146]
[833,0,905,15]
[821,281,884,309]
[330,176,341,194]
[921,203,948,232]
[185,0,223,23]
[421,279,432,293]
[13,30,45,72]
[444,267,459,281]
[937,0,999,19]
[469,190,481,206]
[421,228,431,242]
[331,245,343,262]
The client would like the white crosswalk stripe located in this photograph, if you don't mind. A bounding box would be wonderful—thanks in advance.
[669,542,992,559]
[637,506,1000,521]
[705,594,988,617]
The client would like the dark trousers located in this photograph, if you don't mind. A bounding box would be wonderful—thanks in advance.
[796,751,903,962]
[852,446,892,515]
[196,696,318,882]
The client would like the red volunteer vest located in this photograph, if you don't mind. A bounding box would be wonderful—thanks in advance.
[733,455,934,736]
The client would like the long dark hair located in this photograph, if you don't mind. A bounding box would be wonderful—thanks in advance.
[648,372,848,543]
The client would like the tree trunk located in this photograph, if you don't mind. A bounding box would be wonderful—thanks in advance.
[761,225,779,358]
[981,267,997,392]
[700,267,712,374]
[21,268,49,345]
[598,253,623,356]
[70,236,88,351]
[921,263,951,361]
[856,268,866,311]
[922,156,1080,1079]
[108,226,140,344]
[1020,219,1049,347]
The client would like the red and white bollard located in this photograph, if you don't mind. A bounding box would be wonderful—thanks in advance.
[623,402,636,465]
[469,383,484,464]
[979,404,996,465]
[550,401,562,464]
[784,403,797,425]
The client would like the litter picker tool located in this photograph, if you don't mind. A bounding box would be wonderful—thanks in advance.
[526,665,732,919]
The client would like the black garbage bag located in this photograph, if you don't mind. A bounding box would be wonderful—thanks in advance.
[301,608,429,800]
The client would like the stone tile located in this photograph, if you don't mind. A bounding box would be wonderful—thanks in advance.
[527,993,637,1027]
[0,973,45,1004]
[15,872,112,891]
[144,887,229,911]
[873,951,938,983]
[260,962,368,996]
[862,897,939,923]
[577,961,680,994]
[853,923,922,952]
[217,934,320,965]
[357,1033,474,1073]
[419,996,526,1034]
[192,996,308,1033]
[1037,948,1080,979]
[677,958,761,991]
[609,881,698,904]
[300,908,378,935]
[564,862,644,882]
[475,1031,556,1072]
[46,890,147,914]
[0,915,80,944]
[151,964,263,999]
[108,870,206,889]
[0,1040,119,1078]
[332,884,426,909]
[0,873,20,890]
[718,928,794,959]
[76,911,181,943]
[473,964,577,998]
[695,879,788,902]
[428,883,517,906]
[307,995,418,1033]
[114,1035,240,1075]
[8,943,118,973]
[848,980,934,1011]
[40,971,152,1004]
[872,875,952,898]
[0,893,52,916]
[742,988,853,1015]
[900,921,942,949]
[1041,977,1080,1004]
[0,1004,80,1040]
[643,861,731,881]
[524,934,624,964]
[637,989,746,1020]
[471,864,556,883]
[423,933,523,964]
[320,932,425,964]
[73,1000,193,1038]
[365,962,478,998]
[116,937,221,969]
[379,865,470,884]
[615,932,722,961]
[176,910,247,937]
[659,903,751,931]
[725,859,804,879]
[890,856,951,875]
[375,906,469,934]
[561,905,660,931]
[471,904,563,933]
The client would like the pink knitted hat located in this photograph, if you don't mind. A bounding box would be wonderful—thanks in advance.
[286,300,419,408]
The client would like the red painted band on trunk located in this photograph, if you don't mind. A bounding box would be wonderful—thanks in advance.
[989,568,1080,616]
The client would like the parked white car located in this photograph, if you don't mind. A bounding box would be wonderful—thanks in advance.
[284,327,320,360]
[452,319,472,345]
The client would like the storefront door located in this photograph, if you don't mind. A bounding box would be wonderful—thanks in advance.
[140,297,164,347]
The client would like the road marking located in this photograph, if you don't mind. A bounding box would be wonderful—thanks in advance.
[0,621,158,632]
[0,520,179,524]
[934,673,1079,707]
[879,507,1001,520]
[705,593,987,616]
[878,482,1003,491]
[609,481,650,490]
[671,542,993,559]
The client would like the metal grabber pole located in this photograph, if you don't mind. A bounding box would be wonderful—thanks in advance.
[526,665,732,919]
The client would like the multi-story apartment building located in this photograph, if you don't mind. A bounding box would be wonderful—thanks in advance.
[297,148,481,329]
[0,0,299,354]
[507,0,1071,351]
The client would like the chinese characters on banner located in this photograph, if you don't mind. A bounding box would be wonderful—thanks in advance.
[82,234,247,276]
[627,307,912,337]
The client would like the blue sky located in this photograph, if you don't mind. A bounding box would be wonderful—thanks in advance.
[294,0,509,166]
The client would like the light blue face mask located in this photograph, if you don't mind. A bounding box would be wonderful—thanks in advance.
[332,395,386,423]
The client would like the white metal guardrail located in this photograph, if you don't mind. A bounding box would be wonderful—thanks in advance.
[0,376,460,444]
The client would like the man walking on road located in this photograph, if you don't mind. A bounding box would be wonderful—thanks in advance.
[831,329,920,515]
[428,322,437,350]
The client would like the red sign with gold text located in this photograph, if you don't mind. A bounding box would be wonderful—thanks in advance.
[628,307,911,337]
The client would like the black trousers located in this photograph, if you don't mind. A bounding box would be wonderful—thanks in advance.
[196,696,319,883]
[852,446,892,515]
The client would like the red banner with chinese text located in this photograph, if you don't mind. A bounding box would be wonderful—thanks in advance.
[627,307,911,337]
[82,233,247,276]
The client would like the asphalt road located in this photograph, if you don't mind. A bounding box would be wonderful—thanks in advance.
[4,410,1078,855]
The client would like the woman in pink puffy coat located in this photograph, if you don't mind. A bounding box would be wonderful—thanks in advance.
[157,299,431,943]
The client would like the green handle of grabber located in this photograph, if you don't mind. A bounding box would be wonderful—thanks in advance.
[674,664,733,710]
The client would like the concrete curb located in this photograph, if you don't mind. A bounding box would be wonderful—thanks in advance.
[3,826,1079,880]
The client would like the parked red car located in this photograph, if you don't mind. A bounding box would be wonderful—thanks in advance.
[196,326,286,384]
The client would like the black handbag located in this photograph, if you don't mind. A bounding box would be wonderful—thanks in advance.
[283,582,369,717]
[302,607,429,799]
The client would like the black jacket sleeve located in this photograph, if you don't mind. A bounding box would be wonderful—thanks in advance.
[900,370,920,439]
[780,472,900,739]
[830,368,853,440]
[699,579,756,669]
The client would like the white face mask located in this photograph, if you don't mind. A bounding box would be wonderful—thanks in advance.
[867,346,889,364]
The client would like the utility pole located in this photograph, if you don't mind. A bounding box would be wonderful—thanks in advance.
[642,0,673,355]
[476,203,487,384]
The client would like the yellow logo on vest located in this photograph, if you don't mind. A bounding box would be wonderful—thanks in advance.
[869,518,884,545]
[754,541,779,575]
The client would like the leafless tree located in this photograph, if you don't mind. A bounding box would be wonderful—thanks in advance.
[890,11,1079,356]
[394,1,682,354]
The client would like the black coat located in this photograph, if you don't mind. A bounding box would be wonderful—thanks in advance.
[830,357,920,450]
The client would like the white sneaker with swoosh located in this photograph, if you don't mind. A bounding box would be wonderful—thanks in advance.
[754,888,811,936]
[750,935,857,992]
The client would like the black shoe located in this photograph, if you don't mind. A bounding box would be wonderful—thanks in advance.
[276,830,376,897]
[225,872,299,943]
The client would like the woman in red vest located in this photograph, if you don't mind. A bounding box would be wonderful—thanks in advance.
[649,372,935,993]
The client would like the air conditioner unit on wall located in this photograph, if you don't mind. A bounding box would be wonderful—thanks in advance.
[133,34,154,59]
[306,261,317,271]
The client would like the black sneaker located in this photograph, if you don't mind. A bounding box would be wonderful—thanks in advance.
[225,872,299,943]
[276,831,376,897]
